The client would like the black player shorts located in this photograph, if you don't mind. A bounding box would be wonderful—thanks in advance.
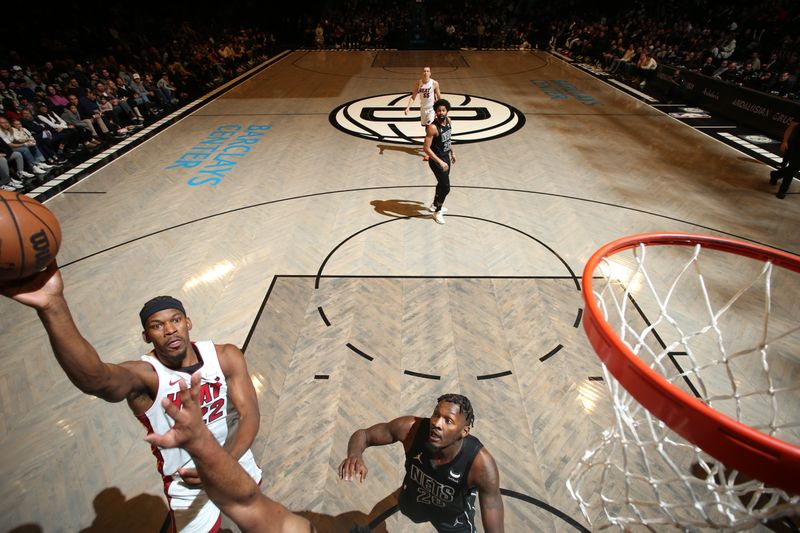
[431,492,477,533]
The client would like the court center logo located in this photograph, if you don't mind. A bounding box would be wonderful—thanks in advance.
[329,93,525,145]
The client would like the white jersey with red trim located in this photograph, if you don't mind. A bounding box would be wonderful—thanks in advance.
[136,340,261,533]
[418,78,436,125]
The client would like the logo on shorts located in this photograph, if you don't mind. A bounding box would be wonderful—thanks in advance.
[329,93,525,145]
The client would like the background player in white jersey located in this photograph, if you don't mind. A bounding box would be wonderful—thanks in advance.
[404,66,441,161]
[147,371,314,533]
[1,264,262,533]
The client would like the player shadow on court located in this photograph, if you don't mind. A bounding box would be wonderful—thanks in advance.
[78,487,169,533]
[377,144,425,158]
[6,524,42,533]
[298,489,399,533]
[370,199,429,219]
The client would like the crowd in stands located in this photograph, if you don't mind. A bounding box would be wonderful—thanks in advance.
[302,0,539,51]
[545,1,799,100]
[1,21,276,192]
[304,0,798,102]
[2,1,797,192]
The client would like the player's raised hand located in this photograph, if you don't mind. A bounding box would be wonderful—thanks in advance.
[145,371,210,453]
[0,261,63,310]
[339,455,368,482]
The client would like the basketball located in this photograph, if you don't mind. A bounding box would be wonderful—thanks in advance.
[0,191,61,281]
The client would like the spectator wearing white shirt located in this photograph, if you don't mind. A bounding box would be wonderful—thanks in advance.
[35,103,84,150]
[633,51,658,87]
[0,117,50,176]
[156,73,179,107]
[0,137,27,191]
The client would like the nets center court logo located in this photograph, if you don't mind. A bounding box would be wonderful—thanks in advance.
[329,93,525,145]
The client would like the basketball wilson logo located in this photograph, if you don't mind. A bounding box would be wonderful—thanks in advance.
[30,230,53,272]
[329,93,525,145]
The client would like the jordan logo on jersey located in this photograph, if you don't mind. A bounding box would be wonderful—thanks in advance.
[166,376,225,425]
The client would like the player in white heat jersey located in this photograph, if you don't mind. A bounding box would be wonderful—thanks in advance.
[405,66,441,126]
[405,66,442,161]
[138,338,262,532]
[2,266,262,533]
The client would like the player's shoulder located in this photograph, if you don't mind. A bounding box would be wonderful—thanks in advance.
[390,414,421,433]
[392,415,424,445]
[468,445,500,487]
[214,342,247,372]
[214,342,244,360]
[120,359,158,394]
[472,445,499,472]
[396,414,421,425]
[121,359,157,377]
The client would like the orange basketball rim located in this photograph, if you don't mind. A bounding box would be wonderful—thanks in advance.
[582,232,800,495]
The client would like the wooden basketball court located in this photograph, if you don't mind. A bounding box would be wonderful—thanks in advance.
[1,50,798,532]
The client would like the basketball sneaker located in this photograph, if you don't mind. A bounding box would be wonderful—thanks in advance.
[19,170,35,178]
[427,204,447,214]
[32,166,47,175]
[433,209,445,224]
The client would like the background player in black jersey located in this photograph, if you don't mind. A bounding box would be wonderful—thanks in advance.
[339,394,504,533]
[423,99,456,225]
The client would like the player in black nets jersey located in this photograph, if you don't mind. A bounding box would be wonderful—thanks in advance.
[423,99,456,225]
[339,394,504,532]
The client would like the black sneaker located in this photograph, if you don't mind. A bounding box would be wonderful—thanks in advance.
[770,170,781,185]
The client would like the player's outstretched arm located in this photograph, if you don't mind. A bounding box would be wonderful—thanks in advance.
[472,448,505,533]
[146,371,314,533]
[1,263,148,402]
[339,416,416,482]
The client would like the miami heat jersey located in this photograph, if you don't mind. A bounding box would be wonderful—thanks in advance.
[136,340,261,533]
[418,78,436,125]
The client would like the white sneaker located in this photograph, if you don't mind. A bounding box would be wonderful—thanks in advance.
[0,184,17,191]
[427,204,448,214]
[37,162,54,169]
[9,178,24,187]
[19,170,35,178]
[32,166,47,175]
[433,209,445,224]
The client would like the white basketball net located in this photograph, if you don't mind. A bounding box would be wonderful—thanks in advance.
[568,242,800,531]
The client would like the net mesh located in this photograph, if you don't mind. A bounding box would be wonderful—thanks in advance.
[567,241,800,531]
